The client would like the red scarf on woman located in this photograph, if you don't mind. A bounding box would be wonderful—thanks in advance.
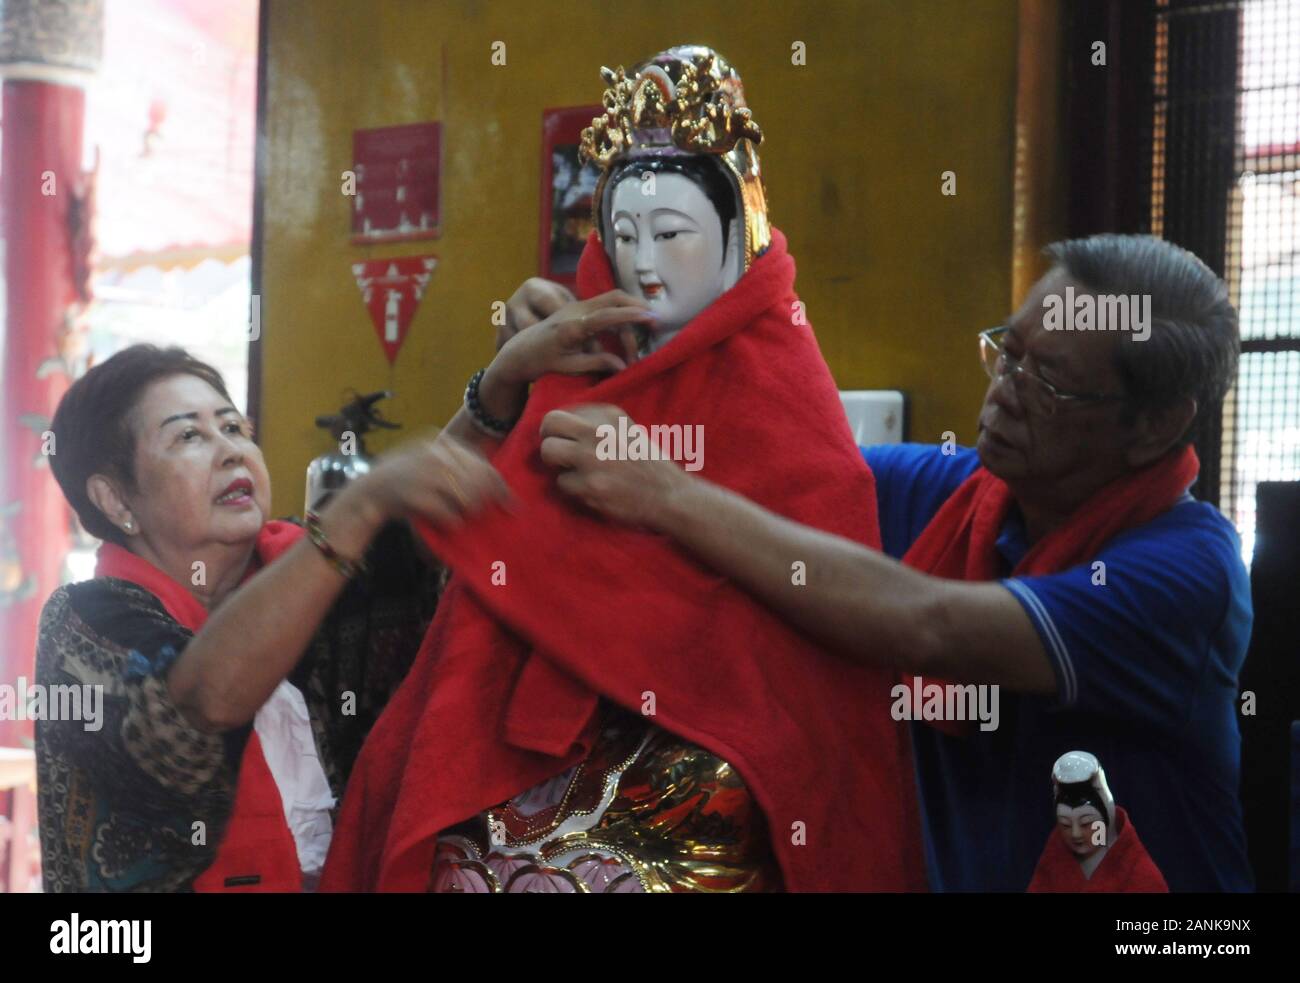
[95,520,305,892]
[899,444,1199,733]
[322,229,927,892]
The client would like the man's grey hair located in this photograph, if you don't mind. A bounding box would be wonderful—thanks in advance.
[1043,233,1240,445]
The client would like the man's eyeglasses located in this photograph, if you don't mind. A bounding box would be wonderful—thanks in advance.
[978,326,1126,418]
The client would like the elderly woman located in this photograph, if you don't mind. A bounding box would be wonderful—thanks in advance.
[35,286,652,893]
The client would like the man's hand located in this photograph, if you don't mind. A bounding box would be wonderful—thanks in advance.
[541,408,1055,693]
[539,404,689,528]
[499,277,575,351]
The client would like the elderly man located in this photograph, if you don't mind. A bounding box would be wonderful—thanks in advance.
[535,234,1253,892]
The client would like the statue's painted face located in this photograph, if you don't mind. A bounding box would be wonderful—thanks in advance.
[1056,804,1107,858]
[609,172,738,346]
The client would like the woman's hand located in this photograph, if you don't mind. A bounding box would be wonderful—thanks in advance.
[491,289,655,388]
[444,283,655,454]
[498,277,576,351]
[471,290,656,432]
[170,431,506,733]
[344,432,511,531]
[539,404,689,528]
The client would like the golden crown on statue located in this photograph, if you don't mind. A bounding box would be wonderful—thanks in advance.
[581,45,772,271]
[579,47,763,168]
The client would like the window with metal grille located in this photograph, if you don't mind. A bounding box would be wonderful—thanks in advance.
[1064,0,1298,564]
[1224,0,1300,564]
[1149,0,1299,563]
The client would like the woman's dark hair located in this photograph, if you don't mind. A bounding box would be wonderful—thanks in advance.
[49,345,233,545]
[1043,234,1240,446]
[605,155,738,251]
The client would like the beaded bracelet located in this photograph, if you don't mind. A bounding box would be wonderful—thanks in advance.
[304,509,368,579]
[464,367,518,438]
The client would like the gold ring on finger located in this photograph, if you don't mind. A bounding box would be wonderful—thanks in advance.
[446,471,469,509]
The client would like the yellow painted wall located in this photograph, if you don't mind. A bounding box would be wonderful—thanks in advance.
[260,0,1019,517]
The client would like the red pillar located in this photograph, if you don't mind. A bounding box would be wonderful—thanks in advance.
[0,0,102,748]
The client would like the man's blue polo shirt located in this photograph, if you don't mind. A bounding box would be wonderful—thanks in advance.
[863,442,1254,892]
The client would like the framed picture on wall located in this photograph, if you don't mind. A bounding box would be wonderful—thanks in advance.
[539,105,603,286]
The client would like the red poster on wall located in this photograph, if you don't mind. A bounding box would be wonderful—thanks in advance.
[351,255,438,365]
[352,122,441,243]
[539,105,603,286]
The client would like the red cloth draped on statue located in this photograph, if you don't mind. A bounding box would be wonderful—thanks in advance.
[95,520,305,892]
[321,229,925,892]
[1027,807,1169,892]
[898,443,1200,736]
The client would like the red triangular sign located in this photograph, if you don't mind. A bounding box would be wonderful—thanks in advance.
[351,255,438,365]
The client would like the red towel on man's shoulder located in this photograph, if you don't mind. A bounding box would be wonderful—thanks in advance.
[903,447,1199,581]
[321,229,925,892]
[898,443,1199,735]
[1027,807,1169,892]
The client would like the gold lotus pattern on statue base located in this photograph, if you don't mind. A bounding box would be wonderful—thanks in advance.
[429,709,779,893]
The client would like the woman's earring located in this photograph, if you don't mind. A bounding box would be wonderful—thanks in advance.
[123,519,135,533]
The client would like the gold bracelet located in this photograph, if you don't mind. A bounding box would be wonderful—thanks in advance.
[304,510,369,579]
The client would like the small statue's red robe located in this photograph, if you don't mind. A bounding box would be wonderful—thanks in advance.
[1027,806,1169,893]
